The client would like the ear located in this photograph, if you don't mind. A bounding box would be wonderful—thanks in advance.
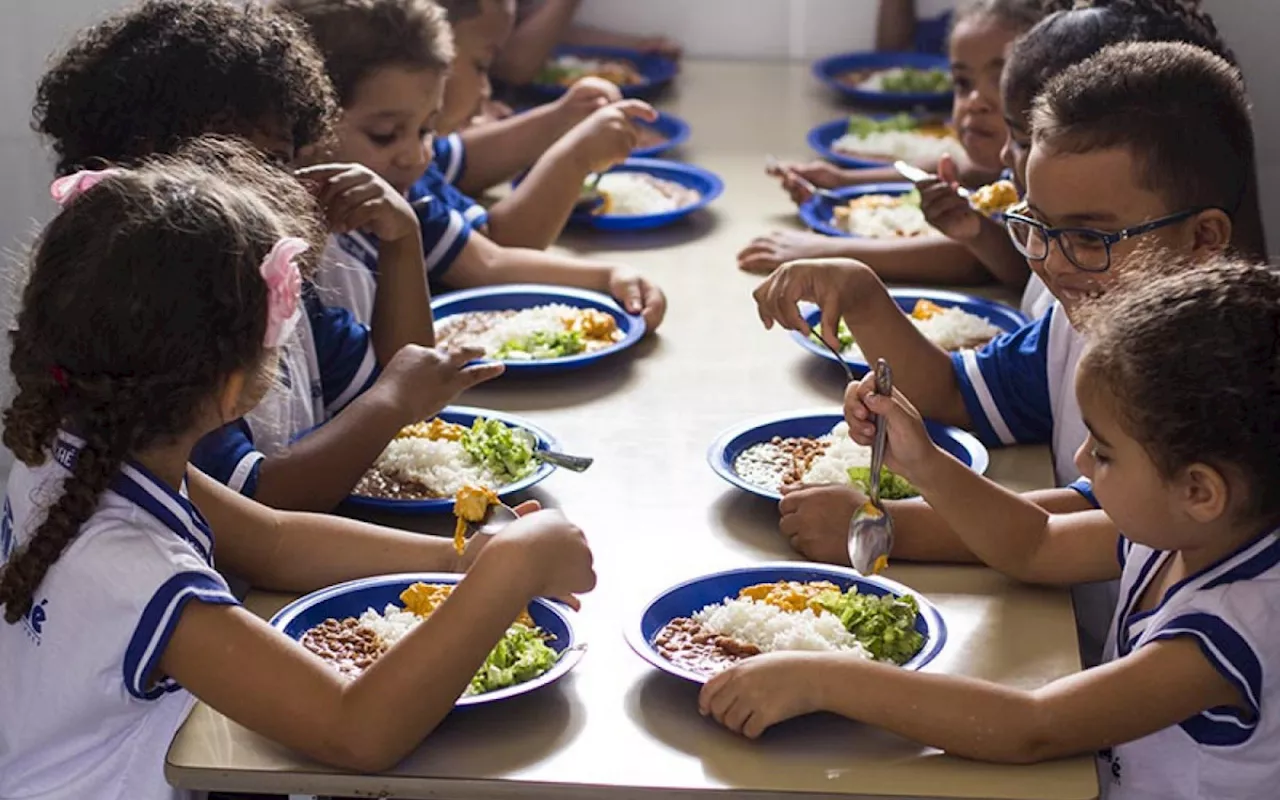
[1177,462,1230,524]
[216,370,249,425]
[1189,208,1233,257]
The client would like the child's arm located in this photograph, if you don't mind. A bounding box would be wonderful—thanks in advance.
[444,233,667,330]
[702,639,1246,762]
[739,230,992,284]
[491,0,582,86]
[559,25,682,59]
[158,509,595,772]
[876,0,917,51]
[484,100,657,250]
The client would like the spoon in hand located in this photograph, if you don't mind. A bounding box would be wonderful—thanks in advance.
[765,154,844,202]
[848,359,895,575]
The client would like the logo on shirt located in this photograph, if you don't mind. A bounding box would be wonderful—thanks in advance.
[21,597,48,645]
[1098,748,1122,786]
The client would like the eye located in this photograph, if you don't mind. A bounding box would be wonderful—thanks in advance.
[366,131,397,147]
[953,76,974,93]
[1089,444,1110,465]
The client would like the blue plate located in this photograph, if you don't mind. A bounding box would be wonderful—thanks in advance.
[433,285,646,372]
[708,409,988,502]
[798,182,917,238]
[806,115,956,170]
[527,46,678,99]
[632,111,691,158]
[344,405,557,514]
[272,573,583,707]
[812,51,952,108]
[626,562,947,684]
[788,288,1028,374]
[570,158,723,232]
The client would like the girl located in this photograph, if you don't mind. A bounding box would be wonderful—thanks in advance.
[704,258,1280,799]
[744,0,1042,286]
[281,0,667,329]
[0,141,595,799]
[33,0,502,512]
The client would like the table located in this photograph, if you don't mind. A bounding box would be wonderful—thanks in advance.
[167,60,1099,800]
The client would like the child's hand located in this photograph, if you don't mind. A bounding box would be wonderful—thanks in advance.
[492,508,597,609]
[699,652,825,738]
[765,160,847,206]
[917,154,983,242]
[777,483,863,565]
[454,499,541,571]
[751,257,876,353]
[844,373,939,480]
[737,230,848,275]
[375,345,505,424]
[608,268,666,330]
[562,100,659,174]
[296,164,417,242]
[555,76,624,124]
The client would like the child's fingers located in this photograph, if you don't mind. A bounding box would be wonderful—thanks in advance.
[751,281,779,330]
[512,500,542,516]
[314,169,372,209]
[817,290,843,353]
[445,345,487,366]
[612,98,659,123]
[937,152,960,187]
[615,280,643,314]
[738,251,782,275]
[457,361,506,389]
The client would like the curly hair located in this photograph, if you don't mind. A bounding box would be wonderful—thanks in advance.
[275,0,454,106]
[0,136,325,624]
[1080,255,1280,523]
[32,0,338,175]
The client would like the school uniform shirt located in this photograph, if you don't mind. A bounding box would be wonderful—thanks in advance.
[0,432,237,800]
[189,285,377,497]
[1020,274,1053,320]
[914,11,954,55]
[1099,530,1280,799]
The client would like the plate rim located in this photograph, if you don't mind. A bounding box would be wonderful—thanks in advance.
[797,181,917,238]
[571,157,724,228]
[526,45,679,98]
[811,50,953,105]
[632,111,692,158]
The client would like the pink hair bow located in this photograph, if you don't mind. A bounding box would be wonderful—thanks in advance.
[50,169,123,207]
[261,237,308,349]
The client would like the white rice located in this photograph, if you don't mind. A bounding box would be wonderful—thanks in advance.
[374,437,502,496]
[857,67,950,93]
[839,198,934,239]
[831,130,967,164]
[453,304,579,357]
[801,422,873,485]
[595,173,682,215]
[694,597,871,657]
[843,305,1002,361]
[358,604,420,646]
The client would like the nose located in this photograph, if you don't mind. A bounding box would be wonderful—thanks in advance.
[1041,236,1079,279]
[999,136,1015,171]
[1074,441,1094,479]
[397,134,430,175]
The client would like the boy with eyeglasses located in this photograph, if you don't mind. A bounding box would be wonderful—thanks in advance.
[751,41,1249,665]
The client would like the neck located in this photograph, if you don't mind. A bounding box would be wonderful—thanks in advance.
[132,432,202,491]
[1176,517,1275,575]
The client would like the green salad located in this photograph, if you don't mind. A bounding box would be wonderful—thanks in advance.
[879,67,952,94]
[461,418,536,482]
[809,318,856,349]
[468,622,560,695]
[495,328,586,360]
[815,586,925,664]
[848,466,919,500]
[846,112,919,136]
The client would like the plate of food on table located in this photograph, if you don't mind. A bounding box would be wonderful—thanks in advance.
[529,45,678,99]
[571,158,723,231]
[811,51,953,108]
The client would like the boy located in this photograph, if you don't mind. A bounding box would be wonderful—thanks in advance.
[758,41,1247,662]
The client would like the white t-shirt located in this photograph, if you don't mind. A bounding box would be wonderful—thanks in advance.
[0,432,238,800]
[1099,531,1280,799]
[1020,274,1054,320]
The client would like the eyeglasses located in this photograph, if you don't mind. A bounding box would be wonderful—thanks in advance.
[1002,208,1205,273]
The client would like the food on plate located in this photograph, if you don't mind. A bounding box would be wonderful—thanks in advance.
[536,54,645,87]
[830,113,966,165]
[836,66,952,94]
[970,179,1019,216]
[438,304,623,360]
[652,580,925,675]
[300,582,556,693]
[453,484,500,554]
[586,172,700,216]
[353,417,536,501]
[830,189,934,238]
[811,298,1003,361]
[731,421,919,498]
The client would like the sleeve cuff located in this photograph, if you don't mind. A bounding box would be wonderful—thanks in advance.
[1068,478,1100,509]
[951,350,1012,447]
[325,342,379,416]
[123,572,239,700]
[424,209,471,280]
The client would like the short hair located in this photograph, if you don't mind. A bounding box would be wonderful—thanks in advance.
[276,0,454,106]
[1031,41,1252,216]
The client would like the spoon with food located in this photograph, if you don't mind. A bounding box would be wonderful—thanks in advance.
[847,359,895,575]
[892,160,1019,217]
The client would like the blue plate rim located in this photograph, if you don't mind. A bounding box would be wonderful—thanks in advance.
[432,283,647,369]
[572,157,723,229]
[526,45,679,98]
[787,287,1028,373]
[797,181,918,239]
[269,572,585,706]
[705,407,989,501]
[343,404,559,513]
[623,561,948,685]
[632,111,692,158]
[806,115,957,170]
[811,50,953,105]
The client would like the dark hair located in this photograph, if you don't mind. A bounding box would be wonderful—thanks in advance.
[952,0,1046,36]
[1031,41,1251,221]
[1081,256,1280,524]
[435,0,494,22]
[32,0,338,176]
[0,137,325,624]
[275,0,454,106]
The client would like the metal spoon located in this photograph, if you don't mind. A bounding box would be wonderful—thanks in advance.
[892,159,971,198]
[574,172,606,212]
[848,359,896,575]
[466,500,519,538]
[765,154,844,202]
[812,326,856,384]
[514,430,594,472]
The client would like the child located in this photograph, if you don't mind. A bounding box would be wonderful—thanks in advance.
[284,0,667,329]
[0,141,596,799]
[706,258,1280,800]
[745,0,1043,287]
[32,0,500,512]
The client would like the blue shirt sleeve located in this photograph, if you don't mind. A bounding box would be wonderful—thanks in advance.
[951,309,1055,447]
[914,11,952,55]
[303,287,379,416]
[407,169,476,286]
[432,133,468,185]
[189,420,263,497]
[1069,477,1100,509]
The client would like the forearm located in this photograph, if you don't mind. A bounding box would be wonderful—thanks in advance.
[483,142,588,249]
[853,236,992,285]
[253,387,409,513]
[456,105,574,195]
[962,218,1032,290]
[450,241,613,293]
[492,0,582,85]
[371,233,433,361]
[875,0,917,51]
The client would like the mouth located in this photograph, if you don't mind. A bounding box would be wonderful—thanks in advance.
[1052,284,1106,307]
